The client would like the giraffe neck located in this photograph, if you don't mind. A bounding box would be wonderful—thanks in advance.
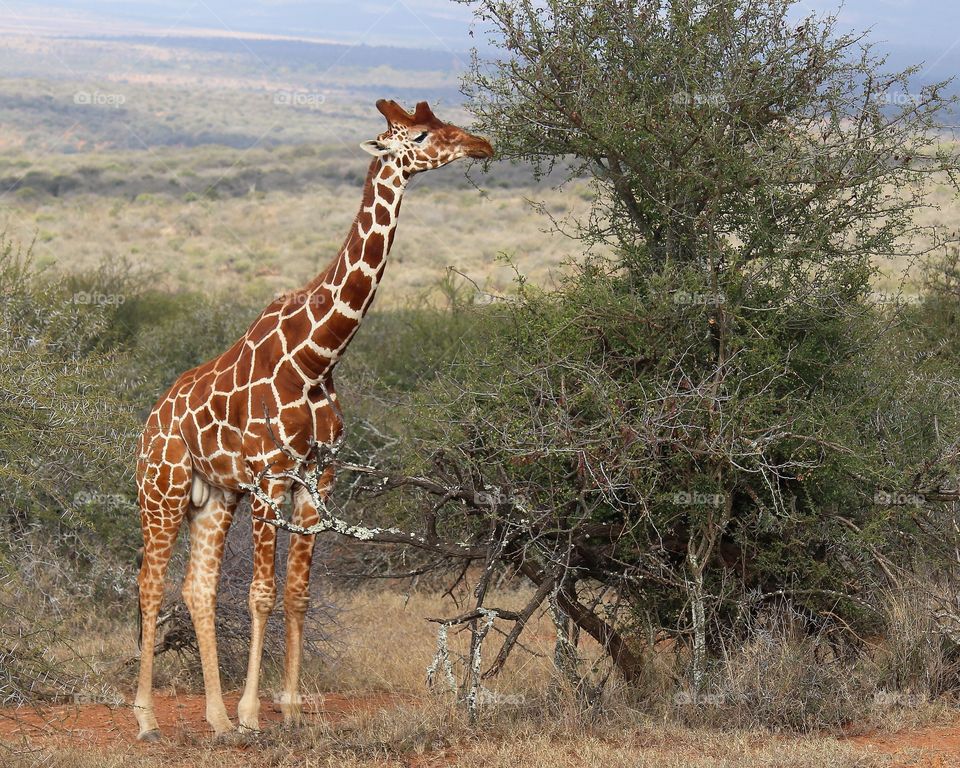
[292,158,409,380]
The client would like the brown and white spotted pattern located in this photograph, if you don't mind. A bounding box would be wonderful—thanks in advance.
[133,99,494,741]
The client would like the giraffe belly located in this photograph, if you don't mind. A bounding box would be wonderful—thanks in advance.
[176,374,342,490]
[189,449,248,492]
[179,416,249,493]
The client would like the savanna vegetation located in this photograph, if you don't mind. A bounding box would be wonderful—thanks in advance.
[4,1,960,767]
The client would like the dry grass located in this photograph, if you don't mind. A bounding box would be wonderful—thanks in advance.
[873,172,960,294]
[0,28,598,307]
[311,588,570,695]
[0,708,890,768]
[5,157,954,306]
[4,581,952,768]
[1,178,592,304]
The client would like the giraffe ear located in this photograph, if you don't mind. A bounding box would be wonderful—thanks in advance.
[360,139,390,157]
[412,101,444,128]
[376,98,414,126]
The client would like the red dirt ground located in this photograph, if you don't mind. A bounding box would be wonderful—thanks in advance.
[2,693,960,767]
[0,691,395,749]
[847,721,960,768]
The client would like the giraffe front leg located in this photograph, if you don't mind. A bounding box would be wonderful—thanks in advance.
[280,470,331,725]
[182,489,236,737]
[237,490,280,731]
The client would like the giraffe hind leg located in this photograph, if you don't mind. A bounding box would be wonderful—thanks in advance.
[134,466,189,740]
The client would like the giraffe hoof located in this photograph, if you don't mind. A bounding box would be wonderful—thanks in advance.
[137,729,163,743]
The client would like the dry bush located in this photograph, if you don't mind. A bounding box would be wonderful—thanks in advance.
[285,568,960,734]
[0,534,132,707]
[0,612,88,707]
[0,511,340,709]
[874,587,960,698]
[617,594,960,733]
[668,606,868,731]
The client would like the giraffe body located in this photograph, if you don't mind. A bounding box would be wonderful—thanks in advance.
[133,100,493,740]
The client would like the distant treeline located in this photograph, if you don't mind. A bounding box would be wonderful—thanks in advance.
[87,35,468,73]
[0,148,570,201]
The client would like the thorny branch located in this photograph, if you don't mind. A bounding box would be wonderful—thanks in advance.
[237,417,653,700]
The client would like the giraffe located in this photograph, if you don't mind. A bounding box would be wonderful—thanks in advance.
[133,99,494,741]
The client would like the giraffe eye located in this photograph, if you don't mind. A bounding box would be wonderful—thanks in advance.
[413,131,428,143]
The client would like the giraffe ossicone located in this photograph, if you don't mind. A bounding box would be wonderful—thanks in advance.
[132,99,493,741]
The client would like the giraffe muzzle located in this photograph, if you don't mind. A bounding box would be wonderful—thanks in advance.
[465,136,495,159]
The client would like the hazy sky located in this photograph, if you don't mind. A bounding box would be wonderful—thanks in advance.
[799,0,960,79]
[7,0,960,79]
[12,0,481,50]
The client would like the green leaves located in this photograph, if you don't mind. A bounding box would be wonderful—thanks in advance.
[0,238,139,552]
[465,0,959,280]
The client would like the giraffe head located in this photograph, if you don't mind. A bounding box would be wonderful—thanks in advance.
[360,99,494,173]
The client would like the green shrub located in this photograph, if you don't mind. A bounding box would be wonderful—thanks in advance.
[0,239,139,553]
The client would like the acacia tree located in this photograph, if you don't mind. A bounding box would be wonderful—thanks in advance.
[446,0,960,680]
[462,0,957,275]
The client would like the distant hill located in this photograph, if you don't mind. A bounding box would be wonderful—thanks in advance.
[6,1,959,90]
[95,35,469,73]
[20,0,960,83]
